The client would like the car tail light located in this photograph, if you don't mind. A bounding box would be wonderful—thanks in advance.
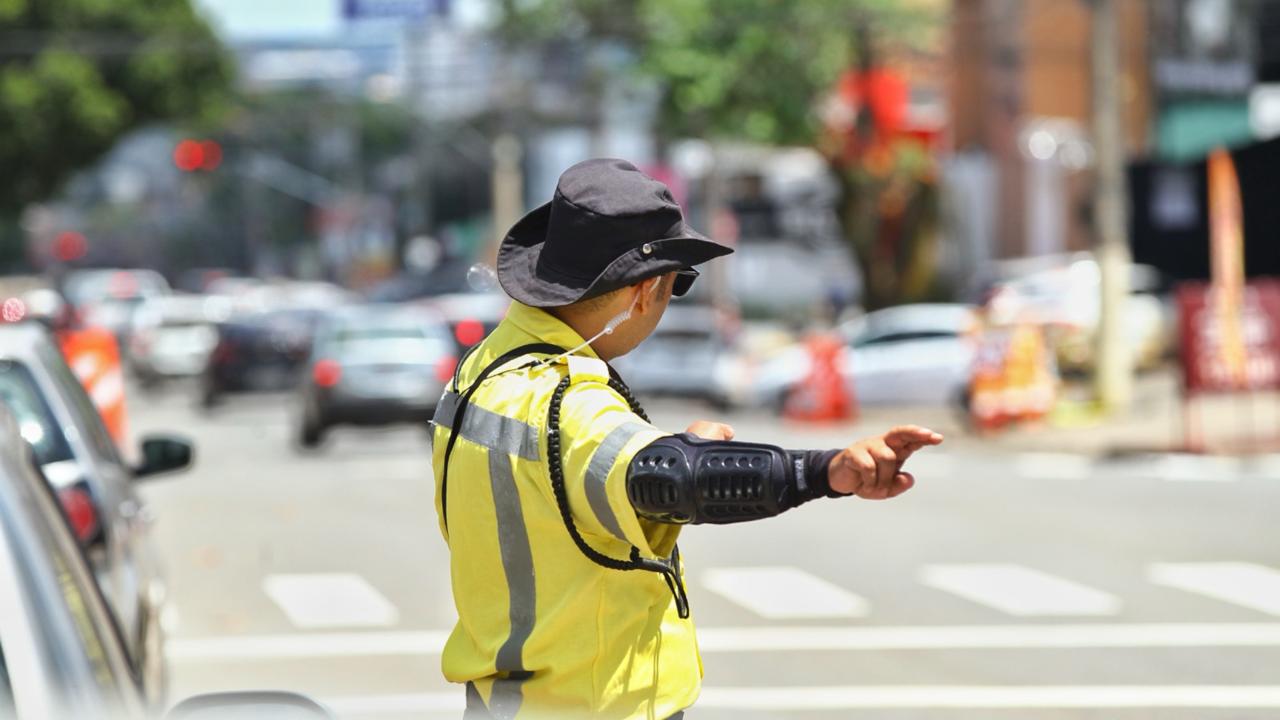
[57,487,100,545]
[313,359,342,387]
[454,318,485,347]
[211,339,236,364]
[436,355,459,383]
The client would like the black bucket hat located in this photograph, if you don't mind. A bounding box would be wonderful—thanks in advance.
[496,158,733,308]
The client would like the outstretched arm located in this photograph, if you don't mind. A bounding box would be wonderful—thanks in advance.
[626,423,942,525]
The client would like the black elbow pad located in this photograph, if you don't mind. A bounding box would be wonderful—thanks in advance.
[627,437,794,525]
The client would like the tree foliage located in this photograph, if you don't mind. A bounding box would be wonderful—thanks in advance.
[496,0,946,309]
[496,0,930,145]
[0,0,233,216]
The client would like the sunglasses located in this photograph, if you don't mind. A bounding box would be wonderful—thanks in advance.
[672,268,699,297]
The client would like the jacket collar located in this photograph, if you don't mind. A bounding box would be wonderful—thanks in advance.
[503,301,601,360]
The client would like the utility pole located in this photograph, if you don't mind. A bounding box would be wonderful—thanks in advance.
[1090,0,1133,411]
[489,133,523,264]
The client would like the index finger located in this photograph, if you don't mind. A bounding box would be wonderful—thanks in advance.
[883,426,944,451]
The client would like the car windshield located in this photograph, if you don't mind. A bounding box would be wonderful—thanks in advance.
[0,360,74,465]
[329,321,453,362]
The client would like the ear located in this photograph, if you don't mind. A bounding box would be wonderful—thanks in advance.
[634,275,666,314]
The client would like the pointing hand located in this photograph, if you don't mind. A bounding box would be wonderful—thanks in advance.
[827,425,943,499]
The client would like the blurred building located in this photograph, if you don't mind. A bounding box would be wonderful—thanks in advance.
[948,0,1151,262]
[948,0,1280,273]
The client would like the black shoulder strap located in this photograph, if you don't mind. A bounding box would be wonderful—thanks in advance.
[438,342,565,533]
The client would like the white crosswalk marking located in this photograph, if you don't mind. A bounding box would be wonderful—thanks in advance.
[264,573,400,629]
[1012,452,1093,480]
[1146,454,1242,482]
[166,623,1280,662]
[700,566,869,619]
[697,685,1280,710]
[920,564,1121,616]
[315,686,1280,714]
[1149,562,1280,616]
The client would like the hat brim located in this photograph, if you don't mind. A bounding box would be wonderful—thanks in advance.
[496,202,733,308]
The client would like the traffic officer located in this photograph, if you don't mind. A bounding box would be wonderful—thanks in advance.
[432,158,943,719]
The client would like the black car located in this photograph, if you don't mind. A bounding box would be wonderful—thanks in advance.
[200,308,325,407]
[296,306,456,448]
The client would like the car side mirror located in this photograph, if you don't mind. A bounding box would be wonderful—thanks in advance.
[134,435,193,479]
[166,691,333,719]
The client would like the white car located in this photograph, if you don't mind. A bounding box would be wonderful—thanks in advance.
[612,302,749,409]
[755,304,979,408]
[128,295,225,386]
[984,255,1172,372]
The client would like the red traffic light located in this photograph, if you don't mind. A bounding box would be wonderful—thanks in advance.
[199,140,223,170]
[53,231,88,262]
[174,139,223,172]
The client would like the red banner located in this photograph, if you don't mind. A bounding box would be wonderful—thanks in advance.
[1178,281,1280,393]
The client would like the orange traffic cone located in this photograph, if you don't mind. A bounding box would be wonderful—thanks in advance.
[784,334,856,422]
[59,327,129,447]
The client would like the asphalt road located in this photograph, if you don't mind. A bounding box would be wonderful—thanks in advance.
[131,384,1280,719]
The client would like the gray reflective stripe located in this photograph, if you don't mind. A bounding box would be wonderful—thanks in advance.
[584,421,654,542]
[487,671,532,720]
[487,449,534,717]
[434,391,540,461]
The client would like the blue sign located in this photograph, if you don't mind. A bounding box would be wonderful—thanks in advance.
[342,0,448,20]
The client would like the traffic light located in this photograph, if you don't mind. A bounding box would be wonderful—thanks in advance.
[53,231,88,262]
[173,139,223,172]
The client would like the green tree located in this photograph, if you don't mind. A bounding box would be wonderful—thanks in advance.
[0,0,232,263]
[495,0,944,309]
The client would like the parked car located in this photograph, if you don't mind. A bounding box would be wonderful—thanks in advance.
[417,290,510,356]
[62,269,171,348]
[982,254,1174,373]
[611,302,748,409]
[296,306,456,448]
[0,407,327,719]
[755,303,979,408]
[0,323,192,704]
[200,307,326,407]
[129,296,225,388]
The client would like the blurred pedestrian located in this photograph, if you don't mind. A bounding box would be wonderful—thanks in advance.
[432,158,943,719]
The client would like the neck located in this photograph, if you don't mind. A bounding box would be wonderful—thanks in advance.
[549,308,619,360]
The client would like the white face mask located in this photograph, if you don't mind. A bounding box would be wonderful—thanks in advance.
[539,279,660,365]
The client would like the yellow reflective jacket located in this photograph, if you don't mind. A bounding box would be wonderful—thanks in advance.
[431,302,701,719]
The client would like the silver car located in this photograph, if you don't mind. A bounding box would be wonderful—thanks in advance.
[128,295,223,386]
[0,408,329,719]
[755,303,979,408]
[296,307,456,448]
[611,302,747,409]
[0,323,192,705]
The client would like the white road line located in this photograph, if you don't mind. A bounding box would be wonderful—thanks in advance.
[313,686,1280,714]
[1149,562,1280,616]
[700,566,869,619]
[263,574,400,629]
[1012,452,1093,480]
[323,692,463,715]
[166,623,1280,662]
[696,685,1280,710]
[919,564,1121,616]
[1144,454,1242,482]
[1245,454,1280,479]
[697,623,1280,651]
[167,630,449,661]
